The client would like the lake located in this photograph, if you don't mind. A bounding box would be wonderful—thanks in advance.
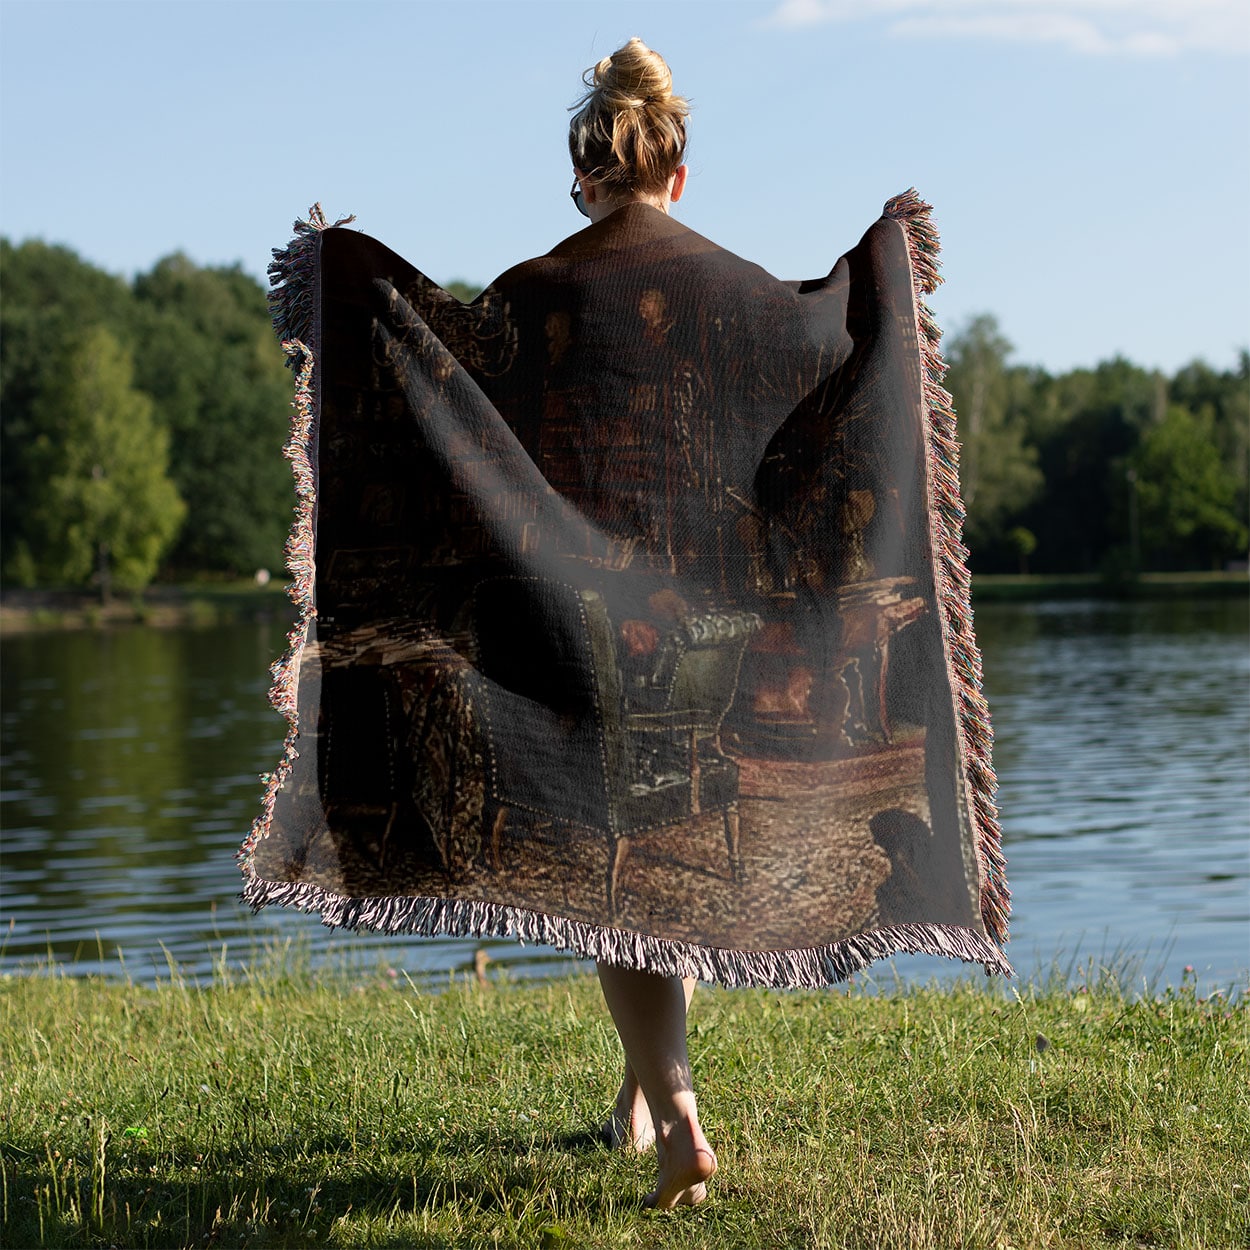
[2,596,1246,993]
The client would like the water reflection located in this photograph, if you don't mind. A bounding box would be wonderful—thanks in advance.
[2,597,1246,990]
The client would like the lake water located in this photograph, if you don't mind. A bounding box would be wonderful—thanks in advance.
[2,597,1247,993]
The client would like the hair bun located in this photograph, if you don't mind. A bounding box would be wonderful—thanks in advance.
[569,38,689,195]
[594,36,673,109]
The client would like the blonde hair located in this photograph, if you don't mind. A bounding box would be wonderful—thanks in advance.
[568,38,689,196]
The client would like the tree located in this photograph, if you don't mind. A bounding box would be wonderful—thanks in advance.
[942,315,1042,563]
[444,279,483,303]
[1021,357,1162,573]
[1007,526,1037,575]
[1169,353,1250,538]
[1,239,139,580]
[131,255,293,574]
[23,328,185,597]
[1132,405,1247,569]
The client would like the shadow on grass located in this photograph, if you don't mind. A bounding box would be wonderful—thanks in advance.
[7,1126,635,1249]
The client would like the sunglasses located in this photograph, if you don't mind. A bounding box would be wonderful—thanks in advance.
[570,176,589,219]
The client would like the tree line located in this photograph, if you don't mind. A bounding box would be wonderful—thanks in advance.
[945,316,1247,576]
[2,239,293,596]
[1,238,1246,595]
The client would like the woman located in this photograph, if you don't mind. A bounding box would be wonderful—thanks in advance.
[560,43,720,1205]
[246,35,1010,1217]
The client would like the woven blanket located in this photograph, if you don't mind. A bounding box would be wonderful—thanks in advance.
[239,192,1011,987]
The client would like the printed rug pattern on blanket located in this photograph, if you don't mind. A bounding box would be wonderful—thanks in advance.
[239,191,1012,988]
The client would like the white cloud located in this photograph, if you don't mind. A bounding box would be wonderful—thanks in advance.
[766,0,1250,57]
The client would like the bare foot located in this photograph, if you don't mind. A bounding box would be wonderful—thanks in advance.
[602,1077,655,1151]
[644,1120,717,1210]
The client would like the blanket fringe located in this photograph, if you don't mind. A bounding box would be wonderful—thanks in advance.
[884,189,1011,946]
[240,873,1013,988]
[266,203,355,351]
[239,205,348,870]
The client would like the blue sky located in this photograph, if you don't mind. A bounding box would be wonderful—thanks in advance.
[2,0,1246,374]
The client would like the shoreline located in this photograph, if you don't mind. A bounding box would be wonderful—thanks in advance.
[0,582,296,634]
[1,571,1245,635]
[969,569,1248,602]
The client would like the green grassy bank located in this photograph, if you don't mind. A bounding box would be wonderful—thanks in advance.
[0,582,293,634]
[970,570,1249,602]
[2,965,1245,1249]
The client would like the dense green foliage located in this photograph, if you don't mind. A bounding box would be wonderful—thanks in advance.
[1,965,1244,1248]
[945,316,1248,573]
[17,327,185,595]
[2,238,1245,593]
[1,240,291,591]
[130,256,294,575]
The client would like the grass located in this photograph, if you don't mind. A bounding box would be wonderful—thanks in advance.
[1,959,1246,1249]
[971,570,1248,602]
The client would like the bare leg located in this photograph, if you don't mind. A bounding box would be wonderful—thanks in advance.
[603,1059,654,1151]
[596,965,716,1208]
[602,978,696,1152]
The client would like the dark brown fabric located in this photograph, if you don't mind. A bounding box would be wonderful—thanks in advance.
[241,201,1011,985]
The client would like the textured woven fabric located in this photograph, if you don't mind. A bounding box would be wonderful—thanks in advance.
[239,194,1011,986]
